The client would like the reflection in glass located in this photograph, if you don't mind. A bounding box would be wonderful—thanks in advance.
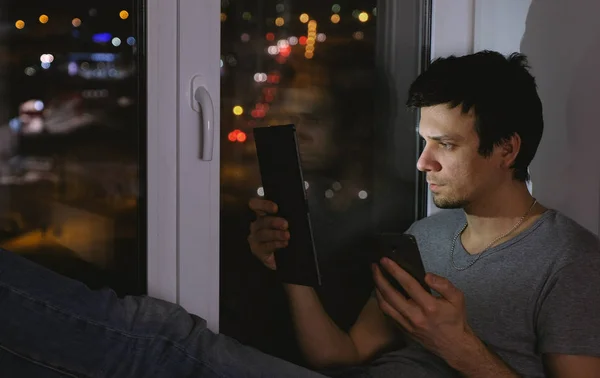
[219,0,420,366]
[0,1,145,296]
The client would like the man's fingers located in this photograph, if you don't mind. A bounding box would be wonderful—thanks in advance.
[375,289,414,333]
[253,228,290,243]
[249,198,278,215]
[380,258,436,311]
[425,274,464,306]
[250,216,288,234]
[264,240,288,251]
[372,264,418,319]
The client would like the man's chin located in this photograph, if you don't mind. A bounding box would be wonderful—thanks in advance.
[432,195,467,209]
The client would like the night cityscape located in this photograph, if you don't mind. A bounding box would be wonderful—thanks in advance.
[0,0,418,366]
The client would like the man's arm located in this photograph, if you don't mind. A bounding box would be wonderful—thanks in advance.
[536,256,600,378]
[544,354,600,378]
[425,329,600,378]
[285,284,398,369]
[441,333,521,378]
[247,198,400,369]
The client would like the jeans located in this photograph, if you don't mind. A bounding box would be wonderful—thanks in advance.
[0,248,371,377]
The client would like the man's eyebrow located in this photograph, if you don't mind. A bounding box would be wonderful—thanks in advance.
[418,133,464,142]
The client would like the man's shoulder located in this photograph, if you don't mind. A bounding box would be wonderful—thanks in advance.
[540,209,599,260]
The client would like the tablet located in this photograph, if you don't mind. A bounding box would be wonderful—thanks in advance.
[253,124,322,287]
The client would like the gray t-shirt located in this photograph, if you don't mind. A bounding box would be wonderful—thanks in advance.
[364,209,600,378]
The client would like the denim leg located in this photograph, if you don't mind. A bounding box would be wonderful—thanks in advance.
[0,248,327,378]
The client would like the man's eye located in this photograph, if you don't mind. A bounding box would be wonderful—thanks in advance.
[440,142,453,150]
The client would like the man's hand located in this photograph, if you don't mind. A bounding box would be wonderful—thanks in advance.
[373,258,524,377]
[248,198,290,270]
[372,257,475,361]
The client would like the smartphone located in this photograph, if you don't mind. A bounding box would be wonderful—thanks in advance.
[253,124,322,287]
[374,233,430,298]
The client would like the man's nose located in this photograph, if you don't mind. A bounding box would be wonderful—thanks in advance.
[416,147,441,172]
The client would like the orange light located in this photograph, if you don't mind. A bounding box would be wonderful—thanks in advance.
[331,14,340,23]
[120,10,130,20]
[72,18,82,27]
[15,20,25,29]
[39,15,49,24]
[237,132,247,142]
[228,132,237,142]
[299,36,307,45]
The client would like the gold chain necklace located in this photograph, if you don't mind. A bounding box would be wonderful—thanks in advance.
[451,198,538,271]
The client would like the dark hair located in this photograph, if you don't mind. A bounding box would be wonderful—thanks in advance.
[406,50,543,182]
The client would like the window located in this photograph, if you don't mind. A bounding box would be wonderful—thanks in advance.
[0,1,146,296]
[219,0,430,364]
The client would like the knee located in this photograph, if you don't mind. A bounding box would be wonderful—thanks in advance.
[119,296,207,341]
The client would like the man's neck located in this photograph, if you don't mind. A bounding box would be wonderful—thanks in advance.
[461,183,545,250]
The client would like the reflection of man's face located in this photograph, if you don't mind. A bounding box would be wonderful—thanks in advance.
[269,87,339,171]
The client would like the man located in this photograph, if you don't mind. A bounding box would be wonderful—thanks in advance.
[0,51,598,377]
[248,51,600,377]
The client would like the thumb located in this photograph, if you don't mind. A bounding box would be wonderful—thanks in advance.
[425,274,463,304]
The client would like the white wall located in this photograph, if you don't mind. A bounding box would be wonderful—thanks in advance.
[431,0,475,59]
[473,0,532,56]
[430,0,599,237]
[521,0,600,237]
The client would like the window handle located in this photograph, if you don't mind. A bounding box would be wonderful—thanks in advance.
[193,86,214,161]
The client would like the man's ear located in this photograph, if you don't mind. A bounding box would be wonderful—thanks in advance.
[500,133,521,168]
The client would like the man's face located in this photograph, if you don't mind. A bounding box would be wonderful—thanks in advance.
[269,87,339,171]
[417,104,506,209]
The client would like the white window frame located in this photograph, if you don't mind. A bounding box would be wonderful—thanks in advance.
[146,0,221,332]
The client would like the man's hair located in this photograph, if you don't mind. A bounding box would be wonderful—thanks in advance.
[406,50,544,182]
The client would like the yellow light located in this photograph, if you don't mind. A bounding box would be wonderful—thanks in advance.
[72,18,81,27]
[306,37,316,45]
[299,13,309,23]
[305,45,315,53]
[304,51,314,59]
[119,10,129,20]
[221,13,227,22]
[308,20,317,28]
[39,15,49,24]
[15,20,25,29]
[233,106,244,116]
[358,12,369,22]
[331,14,340,24]
[275,17,284,26]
